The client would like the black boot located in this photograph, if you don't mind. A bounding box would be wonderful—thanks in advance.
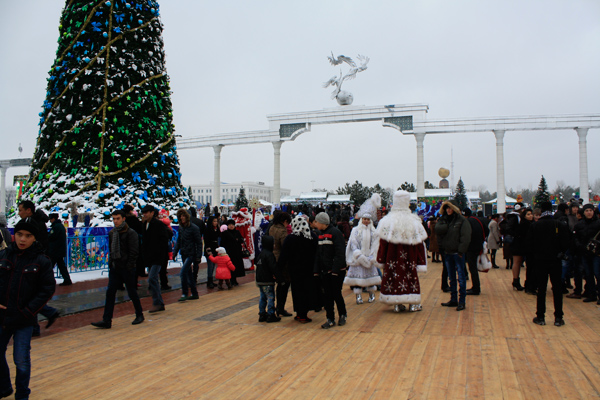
[512,279,524,291]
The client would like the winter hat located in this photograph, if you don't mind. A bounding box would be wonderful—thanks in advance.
[14,220,39,239]
[141,205,156,213]
[462,208,472,217]
[216,247,226,255]
[391,190,411,212]
[49,213,59,220]
[582,204,595,212]
[540,202,553,212]
[315,212,330,225]
[357,193,382,221]
[514,203,524,212]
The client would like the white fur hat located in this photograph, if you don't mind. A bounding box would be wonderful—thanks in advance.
[357,193,382,221]
[216,247,226,255]
[392,190,411,211]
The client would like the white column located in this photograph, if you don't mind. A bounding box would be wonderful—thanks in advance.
[414,132,425,197]
[493,130,506,213]
[213,145,223,206]
[0,167,6,215]
[272,141,282,206]
[576,128,590,204]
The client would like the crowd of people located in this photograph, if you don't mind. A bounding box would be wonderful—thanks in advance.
[1,194,599,398]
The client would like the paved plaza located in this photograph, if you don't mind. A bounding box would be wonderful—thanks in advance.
[11,259,600,399]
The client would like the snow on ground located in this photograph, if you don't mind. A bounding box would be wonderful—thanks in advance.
[55,256,204,284]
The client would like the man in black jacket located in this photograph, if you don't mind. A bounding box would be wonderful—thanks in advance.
[573,204,600,303]
[141,205,169,313]
[48,213,71,286]
[0,220,56,399]
[189,207,205,284]
[463,208,489,295]
[313,212,347,329]
[528,202,570,326]
[91,210,144,328]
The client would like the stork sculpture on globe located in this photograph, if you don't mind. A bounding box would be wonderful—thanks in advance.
[323,52,369,106]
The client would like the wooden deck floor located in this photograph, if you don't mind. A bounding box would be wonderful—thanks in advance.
[16,261,600,399]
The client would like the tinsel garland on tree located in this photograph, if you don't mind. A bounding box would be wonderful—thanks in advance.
[19,0,190,225]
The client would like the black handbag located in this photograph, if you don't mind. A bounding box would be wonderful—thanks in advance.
[586,231,600,256]
[241,243,251,258]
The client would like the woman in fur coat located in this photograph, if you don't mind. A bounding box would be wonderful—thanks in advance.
[344,193,382,304]
[376,190,428,312]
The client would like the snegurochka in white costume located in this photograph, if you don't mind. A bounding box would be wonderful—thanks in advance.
[344,193,383,304]
[375,190,428,313]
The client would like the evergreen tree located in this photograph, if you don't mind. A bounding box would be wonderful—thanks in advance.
[424,180,437,189]
[21,0,189,224]
[337,181,371,208]
[398,182,416,192]
[534,175,550,206]
[235,186,249,210]
[454,177,468,210]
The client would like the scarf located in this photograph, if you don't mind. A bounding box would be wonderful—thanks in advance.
[541,211,554,218]
[292,216,312,240]
[359,223,372,256]
[110,221,129,260]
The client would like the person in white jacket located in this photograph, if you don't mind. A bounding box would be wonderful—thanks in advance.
[344,194,382,304]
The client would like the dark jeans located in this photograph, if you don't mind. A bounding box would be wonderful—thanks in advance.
[103,268,143,322]
[276,280,291,313]
[148,265,163,306]
[259,285,276,315]
[321,271,347,321]
[52,256,71,283]
[192,260,200,284]
[0,325,33,400]
[581,255,600,299]
[160,259,169,287]
[206,257,215,284]
[524,259,537,292]
[465,251,481,293]
[445,253,467,305]
[441,253,449,290]
[490,249,497,268]
[180,257,198,297]
[535,259,563,319]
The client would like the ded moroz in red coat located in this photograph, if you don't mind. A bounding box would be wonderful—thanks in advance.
[375,191,428,305]
[209,254,236,280]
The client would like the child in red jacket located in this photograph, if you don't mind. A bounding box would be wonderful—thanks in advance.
[209,248,236,290]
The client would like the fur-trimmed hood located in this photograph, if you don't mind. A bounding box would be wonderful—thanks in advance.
[440,200,460,216]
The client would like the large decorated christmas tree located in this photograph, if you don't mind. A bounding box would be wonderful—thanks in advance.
[20,0,190,225]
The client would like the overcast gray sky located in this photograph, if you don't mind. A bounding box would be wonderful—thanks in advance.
[1,0,599,197]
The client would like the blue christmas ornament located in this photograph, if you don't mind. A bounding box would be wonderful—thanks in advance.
[83,57,90,63]
[167,172,172,178]
[153,162,158,167]
[126,3,131,8]
[104,210,110,216]
[62,212,69,218]
[103,32,108,38]
[99,192,105,198]
[105,1,111,6]
[118,178,124,184]
[138,19,143,25]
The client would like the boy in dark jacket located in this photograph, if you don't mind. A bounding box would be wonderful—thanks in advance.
[48,213,71,286]
[0,220,56,399]
[313,212,347,329]
[255,236,280,323]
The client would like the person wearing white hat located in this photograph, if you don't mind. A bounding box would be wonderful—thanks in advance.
[344,193,382,304]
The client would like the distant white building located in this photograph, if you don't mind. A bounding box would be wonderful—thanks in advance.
[187,181,290,205]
